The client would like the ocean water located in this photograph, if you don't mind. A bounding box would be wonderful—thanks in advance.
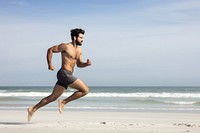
[0,86,200,112]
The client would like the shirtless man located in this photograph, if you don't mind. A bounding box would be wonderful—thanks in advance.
[27,28,91,122]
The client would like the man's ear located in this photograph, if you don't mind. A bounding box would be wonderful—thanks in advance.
[73,36,76,41]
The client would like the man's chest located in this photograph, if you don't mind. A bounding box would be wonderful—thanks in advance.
[65,48,81,59]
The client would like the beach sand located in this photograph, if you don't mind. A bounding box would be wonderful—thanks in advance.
[0,110,200,133]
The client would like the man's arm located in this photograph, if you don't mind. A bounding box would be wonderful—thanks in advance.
[77,54,92,68]
[47,43,65,71]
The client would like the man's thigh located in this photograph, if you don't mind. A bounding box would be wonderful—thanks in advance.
[69,79,89,92]
[50,84,65,97]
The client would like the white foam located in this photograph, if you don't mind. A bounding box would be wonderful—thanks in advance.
[1,92,200,98]
[164,101,197,105]
[87,92,200,98]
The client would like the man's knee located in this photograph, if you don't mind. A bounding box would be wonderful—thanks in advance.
[82,87,89,96]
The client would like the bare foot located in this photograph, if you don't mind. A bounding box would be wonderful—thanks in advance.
[58,99,64,114]
[27,107,34,122]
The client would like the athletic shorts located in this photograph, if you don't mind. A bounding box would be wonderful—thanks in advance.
[56,69,78,89]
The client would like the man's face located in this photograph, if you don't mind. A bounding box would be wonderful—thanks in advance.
[75,33,84,46]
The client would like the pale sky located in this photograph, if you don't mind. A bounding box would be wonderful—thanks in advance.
[0,0,200,86]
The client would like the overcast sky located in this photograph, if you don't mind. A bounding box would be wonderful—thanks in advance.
[0,0,200,86]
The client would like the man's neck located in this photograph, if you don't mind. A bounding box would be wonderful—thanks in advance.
[71,41,81,47]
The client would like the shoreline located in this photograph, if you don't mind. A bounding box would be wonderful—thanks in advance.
[0,107,200,113]
[1,110,200,133]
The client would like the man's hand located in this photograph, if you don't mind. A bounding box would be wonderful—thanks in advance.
[48,64,55,71]
[87,59,92,66]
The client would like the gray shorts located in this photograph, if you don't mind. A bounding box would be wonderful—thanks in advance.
[56,69,78,89]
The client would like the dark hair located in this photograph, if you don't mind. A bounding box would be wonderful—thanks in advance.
[70,28,85,41]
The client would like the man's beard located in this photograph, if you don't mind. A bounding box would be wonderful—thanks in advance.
[76,40,82,46]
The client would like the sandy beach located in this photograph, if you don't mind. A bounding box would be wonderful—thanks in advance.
[0,110,199,133]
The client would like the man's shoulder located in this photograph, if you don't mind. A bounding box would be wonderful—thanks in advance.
[57,43,71,52]
[59,42,71,48]
[60,42,71,46]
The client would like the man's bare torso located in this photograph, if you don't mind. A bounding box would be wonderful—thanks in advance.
[61,43,82,72]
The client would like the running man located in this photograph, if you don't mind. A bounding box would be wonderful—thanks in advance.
[27,28,91,122]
